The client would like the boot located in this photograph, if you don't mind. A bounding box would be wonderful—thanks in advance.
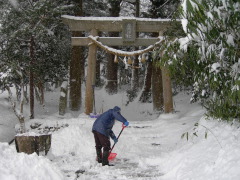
[102,151,114,166]
[96,149,102,163]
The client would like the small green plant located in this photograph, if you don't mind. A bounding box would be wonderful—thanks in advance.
[181,122,222,148]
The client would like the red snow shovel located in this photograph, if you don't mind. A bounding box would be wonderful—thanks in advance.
[108,124,127,160]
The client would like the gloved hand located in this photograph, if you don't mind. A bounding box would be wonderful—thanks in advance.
[113,137,118,144]
[124,121,129,127]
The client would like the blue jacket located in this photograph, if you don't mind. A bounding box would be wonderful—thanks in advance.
[92,106,127,139]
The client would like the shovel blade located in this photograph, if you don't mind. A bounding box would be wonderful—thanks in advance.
[108,153,117,160]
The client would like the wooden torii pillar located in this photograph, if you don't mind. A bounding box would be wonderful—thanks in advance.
[62,15,178,114]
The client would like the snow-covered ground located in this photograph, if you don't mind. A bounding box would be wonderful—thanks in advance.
[0,88,240,180]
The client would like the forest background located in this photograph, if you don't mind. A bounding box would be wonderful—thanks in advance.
[0,0,239,126]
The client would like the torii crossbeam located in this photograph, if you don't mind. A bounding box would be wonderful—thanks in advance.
[62,15,178,114]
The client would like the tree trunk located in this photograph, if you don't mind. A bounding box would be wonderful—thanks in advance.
[24,86,29,104]
[148,1,167,112]
[139,60,152,102]
[59,81,68,116]
[95,53,101,87]
[105,47,118,94]
[162,66,174,113]
[40,81,44,105]
[135,0,140,17]
[69,0,83,111]
[29,36,35,119]
[36,80,44,105]
[131,0,140,92]
[78,0,85,82]
[152,61,164,112]
[70,38,82,111]
[105,0,121,94]
[6,85,26,133]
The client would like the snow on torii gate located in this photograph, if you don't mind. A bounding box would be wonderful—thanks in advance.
[62,15,175,115]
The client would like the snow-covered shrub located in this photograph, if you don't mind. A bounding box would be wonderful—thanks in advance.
[153,0,240,120]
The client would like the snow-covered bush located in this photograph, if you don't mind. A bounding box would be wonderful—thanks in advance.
[153,0,240,120]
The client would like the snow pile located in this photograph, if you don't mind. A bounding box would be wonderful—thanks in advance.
[0,143,64,180]
[160,117,240,180]
[51,122,95,157]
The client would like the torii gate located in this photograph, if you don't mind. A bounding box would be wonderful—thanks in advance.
[62,15,176,115]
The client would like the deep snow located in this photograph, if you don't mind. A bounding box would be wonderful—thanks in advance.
[0,88,240,180]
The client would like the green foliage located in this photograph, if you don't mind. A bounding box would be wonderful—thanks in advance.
[153,0,240,121]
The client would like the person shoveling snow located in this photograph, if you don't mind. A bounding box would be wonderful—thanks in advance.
[92,106,129,166]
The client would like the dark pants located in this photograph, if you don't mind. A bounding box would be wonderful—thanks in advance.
[93,130,111,152]
[93,131,111,165]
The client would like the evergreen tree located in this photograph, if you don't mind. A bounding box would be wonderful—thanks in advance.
[155,0,240,120]
[0,0,73,118]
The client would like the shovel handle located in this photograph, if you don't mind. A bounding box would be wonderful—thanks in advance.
[109,124,126,154]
